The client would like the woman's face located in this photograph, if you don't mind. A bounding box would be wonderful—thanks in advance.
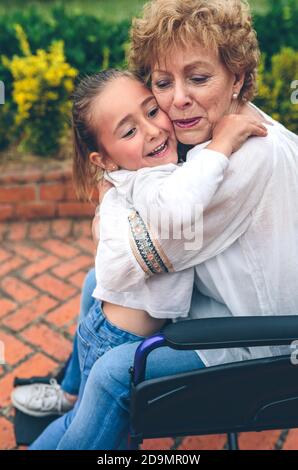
[151,44,241,145]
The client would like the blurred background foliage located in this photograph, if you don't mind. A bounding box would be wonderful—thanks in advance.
[0,0,297,157]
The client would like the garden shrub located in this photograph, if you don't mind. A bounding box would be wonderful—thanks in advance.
[254,0,298,68]
[0,5,130,155]
[3,25,78,156]
[255,47,298,134]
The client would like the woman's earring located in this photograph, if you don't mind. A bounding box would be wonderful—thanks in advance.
[232,92,238,100]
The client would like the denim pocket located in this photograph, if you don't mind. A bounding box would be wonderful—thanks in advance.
[77,322,91,374]
[78,309,113,375]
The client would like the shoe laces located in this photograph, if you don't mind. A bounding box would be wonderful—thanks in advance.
[29,378,64,412]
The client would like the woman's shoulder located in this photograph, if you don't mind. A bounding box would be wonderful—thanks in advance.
[227,125,276,191]
[231,117,297,190]
[234,123,276,160]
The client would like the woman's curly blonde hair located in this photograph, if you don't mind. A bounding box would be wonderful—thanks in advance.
[129,0,260,102]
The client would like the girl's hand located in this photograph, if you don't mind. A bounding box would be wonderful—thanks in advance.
[207,114,268,157]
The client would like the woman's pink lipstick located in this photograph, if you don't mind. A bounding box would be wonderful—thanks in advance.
[173,117,201,128]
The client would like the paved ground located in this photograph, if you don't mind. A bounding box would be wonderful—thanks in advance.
[0,219,298,450]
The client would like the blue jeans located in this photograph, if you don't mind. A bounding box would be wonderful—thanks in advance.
[30,269,205,450]
[77,300,146,378]
[60,268,96,395]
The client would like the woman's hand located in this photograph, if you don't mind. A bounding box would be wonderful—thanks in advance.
[207,114,268,157]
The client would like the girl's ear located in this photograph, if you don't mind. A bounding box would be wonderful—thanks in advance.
[89,151,106,170]
[89,152,119,171]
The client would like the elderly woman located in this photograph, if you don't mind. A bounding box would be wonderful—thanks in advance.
[29,0,298,449]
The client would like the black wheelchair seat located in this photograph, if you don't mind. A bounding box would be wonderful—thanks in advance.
[129,316,298,450]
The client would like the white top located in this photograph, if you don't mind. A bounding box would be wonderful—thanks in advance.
[94,103,298,367]
[93,147,228,318]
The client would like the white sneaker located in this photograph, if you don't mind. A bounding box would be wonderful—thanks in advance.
[11,378,74,417]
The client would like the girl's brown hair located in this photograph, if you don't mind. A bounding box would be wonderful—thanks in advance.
[72,69,138,201]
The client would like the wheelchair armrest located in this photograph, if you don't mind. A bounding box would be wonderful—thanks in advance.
[132,316,298,385]
[163,316,298,350]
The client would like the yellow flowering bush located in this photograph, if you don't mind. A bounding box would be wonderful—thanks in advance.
[2,24,78,155]
[255,48,298,134]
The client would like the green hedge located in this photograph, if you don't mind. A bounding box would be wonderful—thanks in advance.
[255,48,298,134]
[0,5,130,88]
[254,0,298,67]
[0,5,130,152]
[0,1,297,155]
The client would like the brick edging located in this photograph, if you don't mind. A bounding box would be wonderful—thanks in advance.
[0,160,98,221]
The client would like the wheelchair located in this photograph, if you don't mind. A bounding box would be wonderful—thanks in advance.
[129,316,298,450]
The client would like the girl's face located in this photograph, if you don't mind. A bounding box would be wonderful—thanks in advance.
[151,44,244,145]
[90,77,177,171]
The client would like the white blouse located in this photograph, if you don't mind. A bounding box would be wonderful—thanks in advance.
[94,104,298,367]
[93,147,228,318]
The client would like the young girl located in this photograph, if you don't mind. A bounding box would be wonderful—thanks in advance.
[72,69,268,381]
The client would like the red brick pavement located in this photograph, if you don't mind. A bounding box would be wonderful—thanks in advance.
[0,219,297,450]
